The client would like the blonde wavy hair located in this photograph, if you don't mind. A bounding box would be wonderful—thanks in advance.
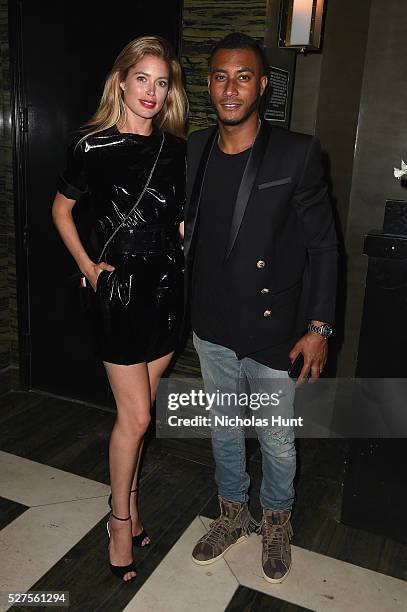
[80,36,188,141]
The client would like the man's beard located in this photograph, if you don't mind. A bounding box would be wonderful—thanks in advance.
[214,94,261,126]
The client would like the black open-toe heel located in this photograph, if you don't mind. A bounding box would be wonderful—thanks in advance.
[108,489,150,548]
[106,514,137,581]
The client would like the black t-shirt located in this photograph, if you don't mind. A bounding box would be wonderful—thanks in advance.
[191,143,295,371]
[191,143,250,348]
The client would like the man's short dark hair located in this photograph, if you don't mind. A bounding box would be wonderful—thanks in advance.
[209,32,268,76]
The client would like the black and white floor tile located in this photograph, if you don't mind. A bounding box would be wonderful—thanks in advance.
[1,389,407,611]
[0,451,110,608]
[124,516,407,612]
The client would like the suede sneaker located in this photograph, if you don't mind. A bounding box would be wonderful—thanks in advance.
[261,507,293,583]
[192,496,258,565]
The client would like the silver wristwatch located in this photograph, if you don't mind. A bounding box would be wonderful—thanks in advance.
[308,322,334,338]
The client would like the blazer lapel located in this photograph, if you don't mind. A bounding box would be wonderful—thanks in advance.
[225,121,271,260]
[184,127,217,260]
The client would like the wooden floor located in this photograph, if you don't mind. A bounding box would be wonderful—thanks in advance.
[0,364,406,610]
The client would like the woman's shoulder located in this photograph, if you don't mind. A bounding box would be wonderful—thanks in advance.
[62,128,89,161]
[64,126,125,165]
[68,125,117,148]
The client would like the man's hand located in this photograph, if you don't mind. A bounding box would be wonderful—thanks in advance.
[289,321,328,385]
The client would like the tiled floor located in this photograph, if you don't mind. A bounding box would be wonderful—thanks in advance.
[0,451,110,600]
[126,516,407,612]
[1,389,406,611]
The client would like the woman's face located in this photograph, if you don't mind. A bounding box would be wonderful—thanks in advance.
[120,54,170,121]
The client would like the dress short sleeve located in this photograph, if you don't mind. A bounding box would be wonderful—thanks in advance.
[57,135,89,201]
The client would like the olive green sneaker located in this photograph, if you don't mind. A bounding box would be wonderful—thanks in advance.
[192,496,258,565]
[261,507,293,583]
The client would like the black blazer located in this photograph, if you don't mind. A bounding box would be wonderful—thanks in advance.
[184,120,338,356]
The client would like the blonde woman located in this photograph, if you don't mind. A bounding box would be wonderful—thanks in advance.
[52,36,187,581]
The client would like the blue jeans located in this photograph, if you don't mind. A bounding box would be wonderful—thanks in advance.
[193,333,296,510]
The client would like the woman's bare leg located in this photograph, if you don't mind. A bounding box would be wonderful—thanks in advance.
[129,351,174,544]
[104,360,151,581]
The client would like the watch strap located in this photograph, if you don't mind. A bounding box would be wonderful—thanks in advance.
[308,322,333,338]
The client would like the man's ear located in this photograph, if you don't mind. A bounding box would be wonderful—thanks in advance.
[260,75,268,96]
[207,75,211,93]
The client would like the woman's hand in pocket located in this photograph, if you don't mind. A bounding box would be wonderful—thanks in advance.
[84,261,115,292]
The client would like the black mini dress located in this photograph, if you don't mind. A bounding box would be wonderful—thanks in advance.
[58,124,185,365]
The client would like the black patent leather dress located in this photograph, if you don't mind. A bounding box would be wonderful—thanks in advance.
[58,124,185,365]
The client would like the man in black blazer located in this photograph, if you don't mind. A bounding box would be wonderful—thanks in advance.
[184,33,337,583]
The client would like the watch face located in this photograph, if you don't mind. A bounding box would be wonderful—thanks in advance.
[323,325,333,337]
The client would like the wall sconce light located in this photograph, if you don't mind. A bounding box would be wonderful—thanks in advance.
[278,0,325,53]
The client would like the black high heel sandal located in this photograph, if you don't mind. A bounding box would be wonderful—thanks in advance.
[106,513,137,581]
[108,489,150,548]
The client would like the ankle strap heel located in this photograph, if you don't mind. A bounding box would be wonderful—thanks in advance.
[108,489,150,549]
[106,513,137,582]
[111,513,131,521]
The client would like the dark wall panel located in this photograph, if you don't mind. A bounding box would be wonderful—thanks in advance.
[340,0,407,374]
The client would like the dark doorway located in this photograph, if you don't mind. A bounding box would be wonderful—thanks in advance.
[9,0,183,405]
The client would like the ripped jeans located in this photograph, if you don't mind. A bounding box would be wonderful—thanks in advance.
[193,333,296,510]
